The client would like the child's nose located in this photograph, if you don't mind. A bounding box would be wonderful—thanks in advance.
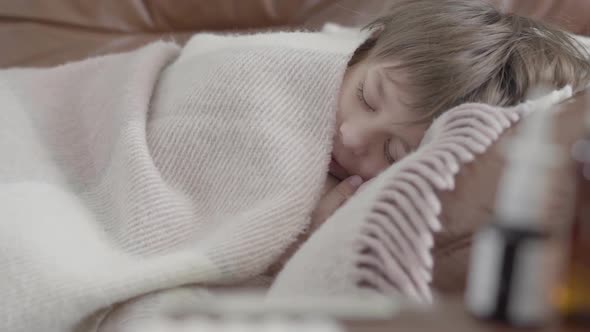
[339,123,372,157]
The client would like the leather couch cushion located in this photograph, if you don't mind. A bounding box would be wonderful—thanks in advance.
[0,0,387,67]
[490,0,590,35]
[3,0,589,68]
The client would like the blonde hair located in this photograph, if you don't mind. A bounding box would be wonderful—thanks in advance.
[351,0,590,119]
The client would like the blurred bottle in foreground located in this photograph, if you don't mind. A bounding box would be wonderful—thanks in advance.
[465,109,561,327]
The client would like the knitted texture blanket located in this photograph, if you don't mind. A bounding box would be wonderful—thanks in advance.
[0,31,364,332]
[93,82,574,332]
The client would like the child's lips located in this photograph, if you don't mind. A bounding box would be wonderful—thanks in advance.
[329,154,350,180]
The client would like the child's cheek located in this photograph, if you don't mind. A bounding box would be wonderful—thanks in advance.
[358,160,389,181]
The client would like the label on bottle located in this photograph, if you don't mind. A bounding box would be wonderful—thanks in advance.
[466,227,504,316]
[509,240,550,325]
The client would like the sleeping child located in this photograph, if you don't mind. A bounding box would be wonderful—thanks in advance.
[274,0,590,274]
[1,0,589,331]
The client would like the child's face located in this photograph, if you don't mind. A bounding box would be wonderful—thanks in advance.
[331,60,429,180]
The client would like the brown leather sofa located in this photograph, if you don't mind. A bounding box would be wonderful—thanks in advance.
[2,0,589,296]
[1,0,589,68]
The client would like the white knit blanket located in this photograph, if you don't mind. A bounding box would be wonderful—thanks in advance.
[0,31,365,332]
[90,65,574,332]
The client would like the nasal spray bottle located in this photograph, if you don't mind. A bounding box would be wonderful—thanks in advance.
[466,108,562,327]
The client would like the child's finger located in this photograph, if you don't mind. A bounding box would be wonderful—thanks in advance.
[316,175,363,220]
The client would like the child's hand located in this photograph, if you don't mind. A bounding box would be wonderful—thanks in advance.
[309,175,363,233]
[265,175,363,277]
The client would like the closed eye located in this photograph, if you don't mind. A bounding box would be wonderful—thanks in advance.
[356,81,375,112]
